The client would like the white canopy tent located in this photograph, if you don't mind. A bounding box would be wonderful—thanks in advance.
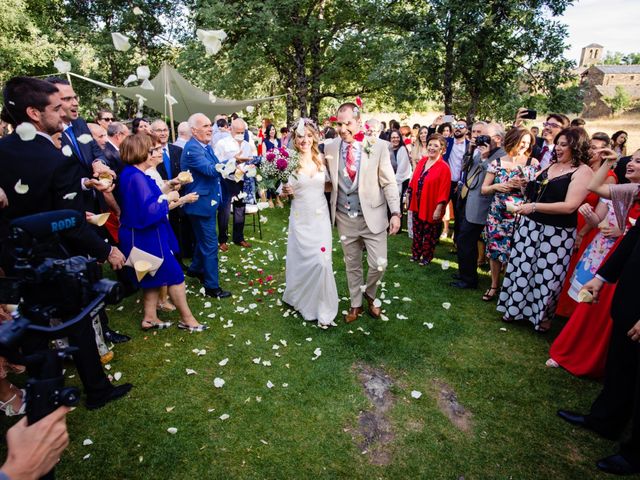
[68,63,283,139]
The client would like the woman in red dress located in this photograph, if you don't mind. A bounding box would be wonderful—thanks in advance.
[548,148,640,377]
[407,133,451,265]
[555,132,617,318]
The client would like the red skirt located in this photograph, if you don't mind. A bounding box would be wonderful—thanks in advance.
[549,280,615,379]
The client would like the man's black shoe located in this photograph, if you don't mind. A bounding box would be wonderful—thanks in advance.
[86,383,133,410]
[450,281,476,289]
[451,273,462,280]
[597,454,640,476]
[205,287,231,299]
[186,270,204,283]
[557,410,619,440]
[104,329,131,344]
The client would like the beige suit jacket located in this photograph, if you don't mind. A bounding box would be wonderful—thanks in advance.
[324,137,400,234]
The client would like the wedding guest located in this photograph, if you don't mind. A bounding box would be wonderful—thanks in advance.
[530,113,570,168]
[480,127,538,301]
[571,117,586,128]
[131,117,150,134]
[389,130,413,205]
[451,123,505,289]
[88,122,108,150]
[437,122,452,138]
[411,126,429,169]
[95,109,115,131]
[280,126,291,148]
[173,121,191,148]
[181,113,231,299]
[548,149,639,377]
[558,212,640,475]
[215,118,253,250]
[399,125,412,147]
[263,123,283,208]
[118,133,206,332]
[211,118,231,148]
[407,134,451,265]
[612,130,628,158]
[104,121,129,174]
[498,127,593,332]
[0,304,26,416]
[444,120,469,243]
[555,132,617,318]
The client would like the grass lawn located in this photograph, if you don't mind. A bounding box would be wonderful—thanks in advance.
[0,206,615,479]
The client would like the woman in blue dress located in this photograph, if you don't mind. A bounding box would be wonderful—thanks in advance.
[118,133,207,332]
[263,124,283,207]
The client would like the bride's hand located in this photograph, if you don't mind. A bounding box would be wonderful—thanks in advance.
[282,184,294,196]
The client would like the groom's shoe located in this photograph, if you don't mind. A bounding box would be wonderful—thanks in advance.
[345,307,363,323]
[363,293,381,319]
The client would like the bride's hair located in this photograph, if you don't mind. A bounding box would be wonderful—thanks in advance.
[293,119,323,171]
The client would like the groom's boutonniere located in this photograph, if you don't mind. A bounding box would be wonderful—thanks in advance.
[363,137,376,155]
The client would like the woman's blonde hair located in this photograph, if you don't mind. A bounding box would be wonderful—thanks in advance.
[293,119,322,171]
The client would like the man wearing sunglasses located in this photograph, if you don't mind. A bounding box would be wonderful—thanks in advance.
[531,113,569,169]
[443,119,469,245]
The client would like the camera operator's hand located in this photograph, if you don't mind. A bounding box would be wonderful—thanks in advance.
[107,247,126,270]
[0,187,8,209]
[1,406,70,480]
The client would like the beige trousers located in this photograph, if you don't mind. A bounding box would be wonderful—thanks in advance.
[336,211,388,308]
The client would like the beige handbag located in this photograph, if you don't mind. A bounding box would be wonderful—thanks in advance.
[124,231,164,281]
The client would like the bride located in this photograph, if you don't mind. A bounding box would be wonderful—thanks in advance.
[282,119,339,328]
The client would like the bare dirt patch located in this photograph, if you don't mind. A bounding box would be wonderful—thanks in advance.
[348,363,396,466]
[433,380,473,434]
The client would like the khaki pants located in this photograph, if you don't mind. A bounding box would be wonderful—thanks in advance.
[336,211,388,308]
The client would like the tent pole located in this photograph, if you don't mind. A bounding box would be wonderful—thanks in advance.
[164,64,176,143]
[66,72,72,86]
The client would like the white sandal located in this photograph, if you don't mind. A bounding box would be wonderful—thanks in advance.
[0,388,26,417]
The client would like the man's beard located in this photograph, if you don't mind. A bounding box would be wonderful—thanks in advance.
[453,130,465,139]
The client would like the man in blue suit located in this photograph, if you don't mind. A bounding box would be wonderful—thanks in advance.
[180,113,231,299]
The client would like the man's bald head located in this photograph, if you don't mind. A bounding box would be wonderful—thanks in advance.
[231,118,246,140]
[188,113,212,143]
[88,122,107,149]
[151,119,170,145]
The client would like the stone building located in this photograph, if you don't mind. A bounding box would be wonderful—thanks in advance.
[578,45,640,117]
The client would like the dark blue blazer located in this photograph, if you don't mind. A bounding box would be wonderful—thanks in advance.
[61,118,107,175]
[103,141,124,175]
[0,133,110,261]
[443,137,469,167]
[180,138,222,218]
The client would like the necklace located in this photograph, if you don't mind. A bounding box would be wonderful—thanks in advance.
[554,160,573,175]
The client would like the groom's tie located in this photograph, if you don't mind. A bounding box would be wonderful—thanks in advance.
[345,144,356,182]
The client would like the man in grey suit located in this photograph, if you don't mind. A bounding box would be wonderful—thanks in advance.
[451,122,506,289]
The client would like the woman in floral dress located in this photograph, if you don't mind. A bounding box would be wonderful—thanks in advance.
[480,128,539,301]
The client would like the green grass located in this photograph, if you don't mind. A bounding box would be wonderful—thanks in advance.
[0,207,616,479]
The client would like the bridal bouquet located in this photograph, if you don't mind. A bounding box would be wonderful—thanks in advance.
[258,147,299,190]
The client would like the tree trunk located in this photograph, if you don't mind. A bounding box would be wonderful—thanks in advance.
[285,90,295,127]
[442,11,455,114]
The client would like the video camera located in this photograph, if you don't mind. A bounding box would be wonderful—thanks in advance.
[0,210,122,430]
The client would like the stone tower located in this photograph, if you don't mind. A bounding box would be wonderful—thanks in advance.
[579,43,604,69]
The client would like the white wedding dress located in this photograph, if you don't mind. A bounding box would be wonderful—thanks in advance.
[282,169,339,326]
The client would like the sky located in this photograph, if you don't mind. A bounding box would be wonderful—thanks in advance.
[561,0,640,63]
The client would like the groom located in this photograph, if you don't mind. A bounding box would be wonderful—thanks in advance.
[324,103,401,323]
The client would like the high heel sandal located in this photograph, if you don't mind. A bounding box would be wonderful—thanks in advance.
[141,320,173,331]
[482,286,499,301]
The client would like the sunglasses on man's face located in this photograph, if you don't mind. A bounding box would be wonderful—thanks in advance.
[453,124,467,129]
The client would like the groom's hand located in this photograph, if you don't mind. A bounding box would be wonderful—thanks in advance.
[389,216,400,235]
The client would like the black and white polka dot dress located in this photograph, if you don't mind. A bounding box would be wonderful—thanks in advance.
[497,169,578,329]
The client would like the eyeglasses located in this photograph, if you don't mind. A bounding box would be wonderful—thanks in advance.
[100,117,114,122]
[543,122,562,129]
[453,124,467,129]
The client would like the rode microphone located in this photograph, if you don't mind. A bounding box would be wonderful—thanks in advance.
[10,210,83,240]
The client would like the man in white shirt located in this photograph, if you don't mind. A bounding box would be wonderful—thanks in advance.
[173,121,191,148]
[211,118,231,148]
[214,118,253,250]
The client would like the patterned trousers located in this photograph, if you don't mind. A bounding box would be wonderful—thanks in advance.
[411,217,441,263]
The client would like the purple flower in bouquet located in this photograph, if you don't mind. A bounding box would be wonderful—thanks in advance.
[276,158,288,171]
[266,152,276,162]
[259,147,299,190]
[279,147,289,158]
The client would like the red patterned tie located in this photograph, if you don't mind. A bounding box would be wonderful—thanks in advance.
[346,144,356,182]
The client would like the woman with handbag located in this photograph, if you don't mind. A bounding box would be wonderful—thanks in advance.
[118,133,207,332]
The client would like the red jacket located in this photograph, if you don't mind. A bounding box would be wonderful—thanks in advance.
[408,157,451,223]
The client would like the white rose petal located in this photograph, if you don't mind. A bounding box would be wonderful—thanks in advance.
[63,192,77,200]
[167,427,178,434]
[373,298,382,308]
[61,145,73,157]
[411,390,422,399]
[266,380,274,389]
[213,377,225,388]
[219,413,230,421]
[186,368,197,375]
[402,297,412,302]
[54,58,71,74]
[136,65,150,80]
[424,322,434,330]
[123,74,138,86]
[442,302,451,310]
[14,179,29,195]
[218,358,229,366]
[113,372,122,381]
[165,406,175,412]
[279,339,287,347]
[246,105,255,113]
[262,360,271,367]
[196,29,227,56]
[77,134,93,144]
[441,260,450,270]
[249,303,258,309]
[396,314,408,320]
[133,6,143,15]
[252,357,261,364]
[83,454,91,460]
[111,32,131,52]
[313,347,322,357]
[83,438,93,446]
[15,122,37,141]
[500,327,507,332]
